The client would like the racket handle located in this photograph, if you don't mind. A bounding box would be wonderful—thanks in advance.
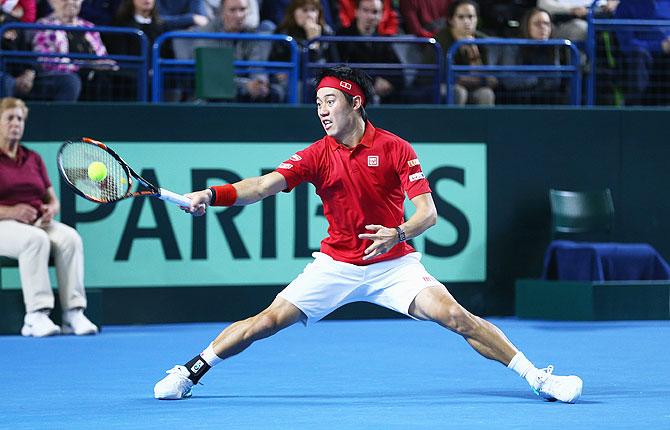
[158,188,191,207]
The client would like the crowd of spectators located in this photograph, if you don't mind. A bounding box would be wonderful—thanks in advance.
[1,0,670,105]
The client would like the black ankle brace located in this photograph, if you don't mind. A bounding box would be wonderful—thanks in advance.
[184,354,211,384]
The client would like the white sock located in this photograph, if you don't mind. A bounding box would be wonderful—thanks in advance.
[508,351,540,387]
[200,343,222,366]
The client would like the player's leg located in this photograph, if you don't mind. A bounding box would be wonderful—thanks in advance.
[0,220,60,337]
[409,286,583,403]
[208,296,304,360]
[154,296,304,399]
[409,285,516,363]
[45,220,97,335]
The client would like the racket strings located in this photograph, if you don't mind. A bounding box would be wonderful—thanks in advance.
[59,142,130,202]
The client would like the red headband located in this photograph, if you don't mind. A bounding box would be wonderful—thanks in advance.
[316,76,366,106]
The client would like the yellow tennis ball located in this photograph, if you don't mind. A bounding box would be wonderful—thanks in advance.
[87,161,107,182]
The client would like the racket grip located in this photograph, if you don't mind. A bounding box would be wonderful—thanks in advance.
[158,188,191,207]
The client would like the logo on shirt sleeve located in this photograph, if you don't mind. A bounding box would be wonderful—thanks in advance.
[409,172,425,182]
[407,158,420,167]
[367,155,379,167]
[290,154,302,161]
[278,163,293,169]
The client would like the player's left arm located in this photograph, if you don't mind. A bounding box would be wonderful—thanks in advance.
[359,192,437,261]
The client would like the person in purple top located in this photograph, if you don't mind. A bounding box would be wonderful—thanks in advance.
[615,0,670,104]
[0,97,98,337]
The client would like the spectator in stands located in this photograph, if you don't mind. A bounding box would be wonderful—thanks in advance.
[0,97,98,337]
[615,0,670,105]
[399,0,450,38]
[1,0,37,22]
[270,0,339,101]
[537,0,618,41]
[271,0,339,63]
[436,0,495,105]
[338,0,404,103]
[107,0,171,100]
[156,0,208,29]
[261,0,338,31]
[499,7,564,104]
[180,0,281,102]
[0,22,81,100]
[204,0,262,31]
[33,0,116,101]
[36,0,124,25]
[111,0,170,61]
[339,0,398,35]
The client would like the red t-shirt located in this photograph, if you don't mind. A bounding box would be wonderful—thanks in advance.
[0,145,51,213]
[275,121,431,265]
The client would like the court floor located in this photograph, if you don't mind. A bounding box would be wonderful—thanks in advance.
[2,318,669,429]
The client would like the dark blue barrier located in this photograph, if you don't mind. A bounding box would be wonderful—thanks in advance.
[301,35,442,104]
[151,31,299,103]
[0,22,148,101]
[586,15,670,105]
[446,38,582,105]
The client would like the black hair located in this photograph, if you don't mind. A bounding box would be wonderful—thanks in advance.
[315,65,375,121]
[447,0,480,20]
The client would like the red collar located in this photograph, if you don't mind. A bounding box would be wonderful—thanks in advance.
[326,121,376,151]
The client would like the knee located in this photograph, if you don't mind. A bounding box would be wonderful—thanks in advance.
[473,87,495,105]
[25,228,50,252]
[248,312,280,338]
[453,85,468,105]
[443,303,478,336]
[55,225,83,252]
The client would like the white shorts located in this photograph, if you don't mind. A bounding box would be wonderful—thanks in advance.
[278,252,445,325]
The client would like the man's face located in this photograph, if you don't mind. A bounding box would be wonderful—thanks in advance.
[356,0,383,35]
[222,0,248,32]
[316,86,359,141]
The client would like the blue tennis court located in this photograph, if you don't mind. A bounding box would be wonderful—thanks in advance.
[3,318,669,429]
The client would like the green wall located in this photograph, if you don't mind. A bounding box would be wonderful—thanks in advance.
[5,103,668,322]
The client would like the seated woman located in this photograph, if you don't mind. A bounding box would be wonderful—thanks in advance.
[33,0,116,101]
[108,0,172,100]
[435,0,496,106]
[269,0,339,102]
[0,97,97,337]
[499,7,565,105]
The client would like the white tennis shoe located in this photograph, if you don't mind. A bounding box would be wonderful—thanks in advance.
[61,308,99,335]
[154,365,194,400]
[21,310,61,337]
[532,365,583,403]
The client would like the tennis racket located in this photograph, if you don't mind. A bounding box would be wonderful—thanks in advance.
[57,137,191,207]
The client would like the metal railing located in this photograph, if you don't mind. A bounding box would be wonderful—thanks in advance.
[151,31,299,103]
[446,38,583,105]
[0,22,149,101]
[586,13,670,105]
[301,35,442,104]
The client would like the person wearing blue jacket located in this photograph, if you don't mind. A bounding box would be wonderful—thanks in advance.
[615,0,670,104]
[156,0,209,30]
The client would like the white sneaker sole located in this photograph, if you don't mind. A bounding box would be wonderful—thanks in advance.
[20,324,61,337]
[61,324,99,335]
[154,389,192,400]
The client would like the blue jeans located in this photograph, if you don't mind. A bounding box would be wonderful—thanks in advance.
[31,72,82,102]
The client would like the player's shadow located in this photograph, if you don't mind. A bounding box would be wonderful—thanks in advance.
[189,389,601,404]
[457,389,602,404]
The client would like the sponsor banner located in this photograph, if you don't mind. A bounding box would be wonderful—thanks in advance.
[2,142,486,288]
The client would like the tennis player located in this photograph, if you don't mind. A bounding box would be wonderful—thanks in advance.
[154,65,583,403]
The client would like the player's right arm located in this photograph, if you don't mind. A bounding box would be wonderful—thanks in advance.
[185,171,287,216]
